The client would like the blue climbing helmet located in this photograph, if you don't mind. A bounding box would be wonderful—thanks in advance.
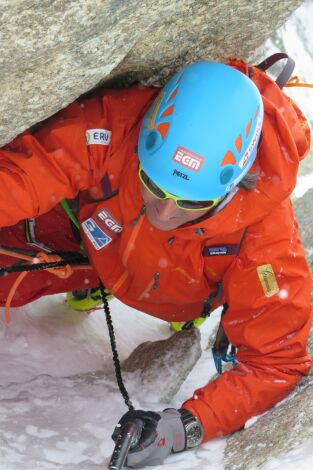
[138,61,263,201]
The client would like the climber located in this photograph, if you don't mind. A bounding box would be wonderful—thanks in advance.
[0,58,312,467]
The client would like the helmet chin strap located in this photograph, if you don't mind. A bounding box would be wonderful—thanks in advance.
[210,187,239,216]
[181,188,239,227]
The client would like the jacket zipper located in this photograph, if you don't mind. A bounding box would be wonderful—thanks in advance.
[110,207,145,295]
[138,271,160,301]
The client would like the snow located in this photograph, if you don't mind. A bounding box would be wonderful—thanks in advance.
[2,293,313,469]
[278,289,289,299]
[260,438,313,470]
[0,298,225,469]
[294,173,313,198]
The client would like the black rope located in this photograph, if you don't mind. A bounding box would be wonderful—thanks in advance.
[1,246,133,410]
[0,252,88,277]
[99,281,134,411]
[0,244,38,256]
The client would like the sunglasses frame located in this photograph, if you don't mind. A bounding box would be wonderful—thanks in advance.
[139,166,221,211]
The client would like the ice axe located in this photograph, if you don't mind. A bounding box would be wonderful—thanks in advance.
[101,284,140,468]
[107,419,143,469]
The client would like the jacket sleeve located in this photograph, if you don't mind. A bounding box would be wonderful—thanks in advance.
[182,199,312,441]
[0,99,110,227]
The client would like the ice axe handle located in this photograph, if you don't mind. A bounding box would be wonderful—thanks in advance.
[107,421,140,470]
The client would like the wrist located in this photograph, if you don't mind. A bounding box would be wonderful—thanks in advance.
[178,408,204,449]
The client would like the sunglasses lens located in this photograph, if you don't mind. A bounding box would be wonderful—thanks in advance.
[139,166,219,210]
[140,169,167,199]
[177,199,216,210]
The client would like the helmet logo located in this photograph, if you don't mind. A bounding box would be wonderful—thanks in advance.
[173,169,190,180]
[173,146,204,172]
[238,118,262,169]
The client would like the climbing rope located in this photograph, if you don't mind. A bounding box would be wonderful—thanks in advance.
[99,282,134,411]
[1,244,134,410]
[0,245,91,323]
[285,76,313,88]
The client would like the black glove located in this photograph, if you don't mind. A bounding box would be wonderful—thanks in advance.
[112,408,186,468]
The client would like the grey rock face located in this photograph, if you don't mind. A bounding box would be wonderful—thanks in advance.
[122,328,201,403]
[0,0,304,146]
[225,378,313,470]
[294,187,313,272]
[294,187,313,364]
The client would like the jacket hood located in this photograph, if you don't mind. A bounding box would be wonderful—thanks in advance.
[173,85,311,241]
[124,78,310,243]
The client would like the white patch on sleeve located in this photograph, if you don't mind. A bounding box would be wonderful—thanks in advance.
[86,129,112,146]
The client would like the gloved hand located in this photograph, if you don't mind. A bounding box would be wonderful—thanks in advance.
[112,408,186,468]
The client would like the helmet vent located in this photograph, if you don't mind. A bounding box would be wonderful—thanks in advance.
[145,129,161,153]
[220,167,234,185]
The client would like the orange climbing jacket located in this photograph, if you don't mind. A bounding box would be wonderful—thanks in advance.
[0,54,312,441]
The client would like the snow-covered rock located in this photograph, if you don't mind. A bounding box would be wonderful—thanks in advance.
[294,187,313,272]
[122,328,201,403]
[225,377,313,470]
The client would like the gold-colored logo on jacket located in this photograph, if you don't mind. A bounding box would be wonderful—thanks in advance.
[257,264,279,298]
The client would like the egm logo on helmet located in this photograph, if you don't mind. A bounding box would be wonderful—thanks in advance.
[173,146,204,172]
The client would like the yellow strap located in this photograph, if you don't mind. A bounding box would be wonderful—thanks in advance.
[285,76,313,88]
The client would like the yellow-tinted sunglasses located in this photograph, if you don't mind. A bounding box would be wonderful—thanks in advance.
[139,165,221,211]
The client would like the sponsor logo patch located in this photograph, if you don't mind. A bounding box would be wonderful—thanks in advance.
[203,244,240,256]
[172,146,204,172]
[257,264,279,297]
[96,209,123,234]
[207,246,228,256]
[82,218,112,250]
[86,128,112,146]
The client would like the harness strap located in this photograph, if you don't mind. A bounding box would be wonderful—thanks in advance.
[25,218,53,253]
[60,199,80,230]
[255,52,295,89]
[181,282,223,331]
[199,229,248,370]
[212,304,237,375]
[59,198,87,249]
